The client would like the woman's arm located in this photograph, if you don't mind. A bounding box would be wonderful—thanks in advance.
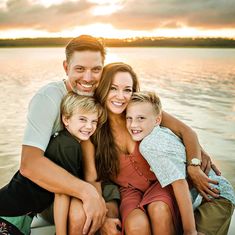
[161,111,201,162]
[172,179,197,235]
[161,111,219,200]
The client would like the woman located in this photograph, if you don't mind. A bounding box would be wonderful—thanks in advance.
[88,62,233,235]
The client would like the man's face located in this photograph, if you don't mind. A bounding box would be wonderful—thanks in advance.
[64,50,103,96]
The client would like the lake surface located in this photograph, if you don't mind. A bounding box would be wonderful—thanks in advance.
[0,47,235,232]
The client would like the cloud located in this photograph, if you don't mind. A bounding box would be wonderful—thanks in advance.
[0,0,97,31]
[101,0,235,30]
[0,0,235,32]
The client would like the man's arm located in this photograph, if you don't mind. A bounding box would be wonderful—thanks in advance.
[161,111,219,199]
[20,145,106,234]
[161,111,201,162]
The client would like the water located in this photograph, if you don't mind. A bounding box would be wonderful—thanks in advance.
[0,47,235,232]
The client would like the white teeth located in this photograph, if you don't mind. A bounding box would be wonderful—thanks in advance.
[112,101,123,106]
[80,131,90,135]
[81,84,92,88]
[132,130,141,134]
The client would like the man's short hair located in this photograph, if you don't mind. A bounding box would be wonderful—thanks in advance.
[65,35,106,63]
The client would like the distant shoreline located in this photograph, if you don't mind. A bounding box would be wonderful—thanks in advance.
[0,37,235,48]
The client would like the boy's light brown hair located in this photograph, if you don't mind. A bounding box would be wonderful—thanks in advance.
[129,91,162,116]
[61,92,106,129]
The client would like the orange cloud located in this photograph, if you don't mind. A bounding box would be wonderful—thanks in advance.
[0,0,234,34]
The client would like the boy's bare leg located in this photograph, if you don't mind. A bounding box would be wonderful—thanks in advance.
[125,209,151,235]
[54,194,70,235]
[148,201,176,235]
[68,198,86,235]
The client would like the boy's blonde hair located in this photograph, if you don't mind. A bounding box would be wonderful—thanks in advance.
[61,92,106,128]
[129,91,162,116]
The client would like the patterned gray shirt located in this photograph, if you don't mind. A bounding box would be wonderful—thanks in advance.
[140,126,235,207]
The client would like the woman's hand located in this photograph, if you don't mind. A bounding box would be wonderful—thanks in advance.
[200,148,221,176]
[187,166,220,201]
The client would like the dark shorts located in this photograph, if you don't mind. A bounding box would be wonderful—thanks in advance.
[0,171,54,216]
[102,181,120,202]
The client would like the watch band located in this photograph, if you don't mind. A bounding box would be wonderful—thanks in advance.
[187,158,202,166]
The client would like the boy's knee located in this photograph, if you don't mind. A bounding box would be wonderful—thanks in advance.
[125,211,150,234]
[148,201,171,219]
[68,206,86,235]
[125,219,149,234]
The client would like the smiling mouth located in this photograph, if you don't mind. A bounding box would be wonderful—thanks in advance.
[131,130,142,134]
[80,83,93,89]
[80,131,92,136]
[112,101,124,106]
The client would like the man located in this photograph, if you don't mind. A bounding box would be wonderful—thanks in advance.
[20,35,121,235]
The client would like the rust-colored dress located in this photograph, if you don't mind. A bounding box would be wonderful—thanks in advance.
[114,142,181,233]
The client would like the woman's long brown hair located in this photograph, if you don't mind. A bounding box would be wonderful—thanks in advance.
[92,62,140,181]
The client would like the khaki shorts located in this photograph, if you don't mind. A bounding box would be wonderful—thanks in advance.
[195,198,234,235]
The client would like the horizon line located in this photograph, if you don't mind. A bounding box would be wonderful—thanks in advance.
[0,36,235,40]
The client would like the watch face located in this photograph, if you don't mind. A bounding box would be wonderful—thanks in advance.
[192,158,201,165]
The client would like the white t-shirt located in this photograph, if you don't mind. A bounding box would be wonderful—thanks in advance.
[23,81,67,151]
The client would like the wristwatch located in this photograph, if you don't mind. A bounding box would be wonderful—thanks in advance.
[187,158,202,166]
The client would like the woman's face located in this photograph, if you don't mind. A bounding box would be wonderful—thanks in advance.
[106,71,133,114]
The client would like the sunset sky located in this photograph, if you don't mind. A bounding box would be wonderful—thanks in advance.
[0,0,235,39]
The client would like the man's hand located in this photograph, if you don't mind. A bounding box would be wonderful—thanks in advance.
[187,166,220,201]
[81,184,107,235]
[99,217,122,235]
[200,148,221,176]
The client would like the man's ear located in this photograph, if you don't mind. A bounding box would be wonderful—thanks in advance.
[63,60,68,75]
[155,114,162,126]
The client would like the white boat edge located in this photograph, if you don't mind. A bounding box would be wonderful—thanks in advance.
[30,213,235,235]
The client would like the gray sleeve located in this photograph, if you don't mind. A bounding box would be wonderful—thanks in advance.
[23,93,59,151]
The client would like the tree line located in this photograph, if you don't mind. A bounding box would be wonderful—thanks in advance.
[0,37,235,47]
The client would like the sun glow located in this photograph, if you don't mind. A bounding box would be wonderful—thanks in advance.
[91,4,122,16]
[33,0,71,7]
[1,24,235,39]
[0,0,235,39]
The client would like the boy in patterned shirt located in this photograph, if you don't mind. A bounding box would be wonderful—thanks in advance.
[126,91,235,235]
